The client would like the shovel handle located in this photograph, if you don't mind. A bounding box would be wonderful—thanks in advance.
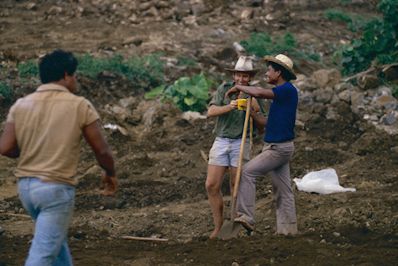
[231,97,252,218]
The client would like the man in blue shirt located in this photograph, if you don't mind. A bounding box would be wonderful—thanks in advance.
[226,54,299,235]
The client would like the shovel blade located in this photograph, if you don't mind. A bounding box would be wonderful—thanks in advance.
[217,221,242,240]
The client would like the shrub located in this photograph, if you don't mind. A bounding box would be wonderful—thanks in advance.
[324,9,352,24]
[145,73,212,112]
[17,60,39,78]
[0,82,13,102]
[340,0,352,4]
[124,53,164,90]
[324,9,374,32]
[341,0,398,75]
[240,32,320,61]
[177,56,197,67]
[77,53,164,90]
[77,54,114,78]
[15,54,165,91]
[392,84,398,98]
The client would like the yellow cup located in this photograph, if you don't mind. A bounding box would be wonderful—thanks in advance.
[237,98,247,111]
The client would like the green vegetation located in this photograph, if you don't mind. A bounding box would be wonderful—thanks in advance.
[145,73,211,112]
[0,82,13,102]
[77,53,164,90]
[324,9,370,32]
[240,32,320,61]
[339,0,352,4]
[177,56,197,67]
[324,9,352,24]
[17,60,39,78]
[341,0,398,75]
[15,54,165,91]
[392,83,398,98]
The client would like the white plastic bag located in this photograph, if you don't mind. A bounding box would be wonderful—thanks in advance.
[293,168,356,194]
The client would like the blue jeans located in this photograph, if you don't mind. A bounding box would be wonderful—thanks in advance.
[18,177,75,266]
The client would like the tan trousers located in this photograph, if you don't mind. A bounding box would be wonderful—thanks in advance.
[237,142,298,234]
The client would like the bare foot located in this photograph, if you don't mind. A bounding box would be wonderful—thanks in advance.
[209,229,220,239]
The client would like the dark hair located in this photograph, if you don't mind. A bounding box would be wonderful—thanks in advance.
[267,61,294,81]
[39,49,78,83]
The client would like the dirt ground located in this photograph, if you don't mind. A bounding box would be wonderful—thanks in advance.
[0,1,397,265]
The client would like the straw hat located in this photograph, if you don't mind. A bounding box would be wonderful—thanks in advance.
[226,56,258,74]
[264,54,297,80]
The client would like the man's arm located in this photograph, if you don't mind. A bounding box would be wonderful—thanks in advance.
[251,111,267,134]
[226,85,275,99]
[0,122,20,158]
[83,120,117,195]
[207,100,238,118]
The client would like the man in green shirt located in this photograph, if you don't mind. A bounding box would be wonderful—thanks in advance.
[205,56,266,239]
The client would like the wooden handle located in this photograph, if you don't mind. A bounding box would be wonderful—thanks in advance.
[121,236,169,242]
[250,116,253,157]
[231,97,252,219]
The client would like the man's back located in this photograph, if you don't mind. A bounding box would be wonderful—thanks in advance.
[8,83,99,185]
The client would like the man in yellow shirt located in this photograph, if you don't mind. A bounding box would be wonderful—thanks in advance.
[0,49,117,265]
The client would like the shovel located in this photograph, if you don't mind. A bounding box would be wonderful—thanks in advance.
[217,97,252,240]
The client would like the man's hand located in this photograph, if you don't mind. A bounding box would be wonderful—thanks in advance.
[100,174,118,196]
[229,100,238,109]
[0,122,20,158]
[225,86,239,98]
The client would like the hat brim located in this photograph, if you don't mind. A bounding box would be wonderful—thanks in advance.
[264,56,297,80]
[225,68,259,75]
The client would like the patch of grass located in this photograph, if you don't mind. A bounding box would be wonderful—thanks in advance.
[240,32,321,62]
[177,56,197,67]
[324,9,352,24]
[393,88,398,99]
[381,79,398,99]
[77,53,164,90]
[324,8,374,32]
[0,82,13,102]
[391,84,398,99]
[17,60,39,78]
[124,53,164,90]
[77,54,115,78]
[14,54,165,91]
[340,0,352,4]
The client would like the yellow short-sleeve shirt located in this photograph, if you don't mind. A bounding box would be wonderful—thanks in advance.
[6,84,100,186]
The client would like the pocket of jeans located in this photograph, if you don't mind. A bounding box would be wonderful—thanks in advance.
[273,144,294,157]
[49,185,75,205]
[63,186,76,203]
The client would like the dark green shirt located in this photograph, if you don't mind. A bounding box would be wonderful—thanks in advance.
[209,82,266,139]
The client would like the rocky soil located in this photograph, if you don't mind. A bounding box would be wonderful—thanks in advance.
[0,0,397,265]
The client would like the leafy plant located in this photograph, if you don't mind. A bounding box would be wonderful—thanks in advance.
[145,73,212,112]
[144,85,165,100]
[0,82,13,102]
[240,32,320,61]
[17,60,39,78]
[341,0,398,75]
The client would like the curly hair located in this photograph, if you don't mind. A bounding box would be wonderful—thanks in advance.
[39,49,78,84]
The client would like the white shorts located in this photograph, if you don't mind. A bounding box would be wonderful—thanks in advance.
[208,137,250,167]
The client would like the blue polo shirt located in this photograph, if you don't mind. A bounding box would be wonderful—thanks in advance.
[264,82,298,143]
